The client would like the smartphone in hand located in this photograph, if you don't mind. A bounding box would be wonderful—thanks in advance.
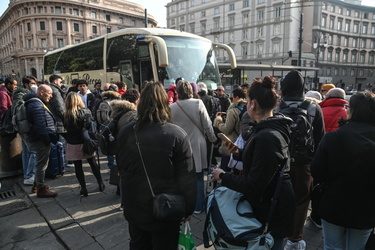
[217,133,234,145]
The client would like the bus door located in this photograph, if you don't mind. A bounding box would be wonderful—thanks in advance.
[119,60,135,89]
[138,59,153,84]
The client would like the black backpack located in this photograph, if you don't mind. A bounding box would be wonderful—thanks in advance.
[96,118,117,156]
[279,100,315,165]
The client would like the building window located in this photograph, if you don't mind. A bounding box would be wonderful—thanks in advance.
[91,12,97,19]
[180,3,185,10]
[27,39,32,49]
[258,0,265,3]
[364,13,368,19]
[343,68,347,76]
[229,4,234,11]
[201,11,206,17]
[40,21,45,31]
[371,40,375,49]
[171,19,175,26]
[214,19,220,30]
[369,54,374,64]
[359,69,364,76]
[258,10,264,21]
[73,8,79,16]
[56,22,63,31]
[337,36,341,46]
[346,10,351,16]
[350,69,355,76]
[361,39,366,48]
[202,0,206,3]
[131,20,136,26]
[190,14,195,20]
[243,1,249,7]
[360,54,365,63]
[106,15,111,22]
[242,30,248,39]
[335,51,340,62]
[27,22,31,32]
[201,21,206,32]
[190,23,195,33]
[321,16,326,27]
[275,7,281,18]
[228,16,235,28]
[55,6,62,14]
[327,51,332,61]
[322,3,327,10]
[180,16,184,22]
[107,27,111,33]
[37,6,44,13]
[242,44,248,57]
[41,38,47,48]
[343,53,348,62]
[92,25,97,34]
[74,23,79,32]
[119,17,123,24]
[74,39,80,44]
[243,13,249,24]
[344,37,349,47]
[345,21,350,32]
[338,19,342,30]
[354,11,359,18]
[362,24,368,34]
[327,68,331,76]
[329,18,334,29]
[257,27,263,37]
[352,38,357,48]
[272,42,280,53]
[256,44,263,55]
[330,5,335,12]
[57,39,64,48]
[372,25,375,34]
[180,25,185,32]
[214,8,220,15]
[334,68,339,76]
[351,53,356,63]
[170,6,175,13]
[24,8,29,15]
[191,0,194,7]
[229,31,234,42]
[338,7,343,14]
[353,22,359,33]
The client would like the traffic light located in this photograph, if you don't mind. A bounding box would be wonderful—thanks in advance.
[288,51,292,57]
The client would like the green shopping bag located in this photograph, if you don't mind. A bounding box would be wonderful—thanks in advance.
[177,222,196,250]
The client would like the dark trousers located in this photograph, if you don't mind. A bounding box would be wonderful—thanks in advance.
[29,140,51,187]
[73,157,102,186]
[129,223,179,250]
[288,164,313,242]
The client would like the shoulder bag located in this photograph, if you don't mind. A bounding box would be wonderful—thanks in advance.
[82,112,98,155]
[134,128,186,221]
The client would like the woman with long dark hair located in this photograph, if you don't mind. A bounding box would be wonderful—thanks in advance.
[64,92,104,196]
[311,91,375,249]
[213,76,295,250]
[116,81,197,249]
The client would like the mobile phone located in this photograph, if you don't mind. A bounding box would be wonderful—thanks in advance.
[217,133,234,145]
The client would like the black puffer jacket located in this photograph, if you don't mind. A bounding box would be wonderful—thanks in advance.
[116,121,197,230]
[24,93,57,145]
[311,121,375,229]
[64,108,92,145]
[221,114,295,238]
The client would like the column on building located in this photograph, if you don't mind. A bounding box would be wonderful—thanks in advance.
[66,18,71,45]
[48,18,53,49]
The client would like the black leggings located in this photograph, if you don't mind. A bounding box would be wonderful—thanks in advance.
[74,157,102,186]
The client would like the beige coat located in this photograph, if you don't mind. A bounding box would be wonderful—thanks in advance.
[170,98,216,172]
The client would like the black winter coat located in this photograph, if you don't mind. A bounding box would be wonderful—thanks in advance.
[46,84,66,133]
[116,122,197,230]
[221,115,295,238]
[24,93,57,145]
[64,108,92,145]
[311,121,375,229]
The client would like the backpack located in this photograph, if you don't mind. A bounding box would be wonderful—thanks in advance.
[12,98,43,134]
[96,100,112,125]
[97,118,117,156]
[0,108,16,136]
[203,187,274,249]
[278,100,315,165]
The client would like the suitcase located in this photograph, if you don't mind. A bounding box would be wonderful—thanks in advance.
[45,141,65,178]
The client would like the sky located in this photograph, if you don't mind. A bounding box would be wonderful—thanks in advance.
[0,0,374,27]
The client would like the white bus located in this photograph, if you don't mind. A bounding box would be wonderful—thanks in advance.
[43,28,237,90]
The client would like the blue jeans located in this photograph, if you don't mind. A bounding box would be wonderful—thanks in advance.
[195,172,205,212]
[272,238,284,250]
[322,219,372,250]
[22,139,36,179]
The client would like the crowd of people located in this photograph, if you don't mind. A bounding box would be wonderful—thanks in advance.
[0,71,374,250]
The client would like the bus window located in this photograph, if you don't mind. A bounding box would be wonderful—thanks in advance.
[119,61,135,89]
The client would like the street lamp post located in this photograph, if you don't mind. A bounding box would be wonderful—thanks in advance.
[313,33,327,90]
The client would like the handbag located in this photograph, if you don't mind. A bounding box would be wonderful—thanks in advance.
[109,166,120,186]
[178,222,196,250]
[134,129,186,221]
[82,115,98,155]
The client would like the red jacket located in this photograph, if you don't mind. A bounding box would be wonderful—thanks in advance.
[319,98,348,132]
[167,84,177,104]
[0,86,12,118]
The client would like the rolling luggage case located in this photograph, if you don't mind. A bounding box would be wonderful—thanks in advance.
[45,141,65,178]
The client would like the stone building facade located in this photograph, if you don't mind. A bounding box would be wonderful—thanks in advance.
[166,0,375,91]
[0,0,157,80]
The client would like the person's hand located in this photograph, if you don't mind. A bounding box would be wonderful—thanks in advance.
[182,215,192,222]
[223,141,239,155]
[212,168,225,181]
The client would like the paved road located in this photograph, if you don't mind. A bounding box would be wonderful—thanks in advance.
[0,156,324,249]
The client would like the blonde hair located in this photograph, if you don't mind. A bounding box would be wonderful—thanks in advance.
[64,92,85,125]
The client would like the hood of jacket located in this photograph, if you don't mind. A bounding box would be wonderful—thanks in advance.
[110,100,137,120]
[336,122,375,157]
[167,84,176,92]
[280,70,305,101]
[23,92,40,102]
[319,97,348,108]
[101,90,121,100]
[251,114,293,144]
[228,98,247,110]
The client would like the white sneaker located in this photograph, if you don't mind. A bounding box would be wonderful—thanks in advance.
[23,177,34,186]
[66,162,74,167]
[284,239,306,250]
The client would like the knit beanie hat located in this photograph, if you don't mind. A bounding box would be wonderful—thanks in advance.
[280,70,305,97]
[326,88,346,99]
[321,84,335,91]
[305,90,322,101]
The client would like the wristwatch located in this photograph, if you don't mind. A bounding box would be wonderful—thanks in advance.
[219,172,224,179]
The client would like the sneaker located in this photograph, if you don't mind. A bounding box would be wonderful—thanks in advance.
[309,215,322,229]
[119,204,124,211]
[194,210,203,214]
[284,240,306,250]
[66,161,74,167]
[23,177,34,186]
[37,185,57,198]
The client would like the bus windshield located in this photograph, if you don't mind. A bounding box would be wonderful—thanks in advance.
[160,36,220,89]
